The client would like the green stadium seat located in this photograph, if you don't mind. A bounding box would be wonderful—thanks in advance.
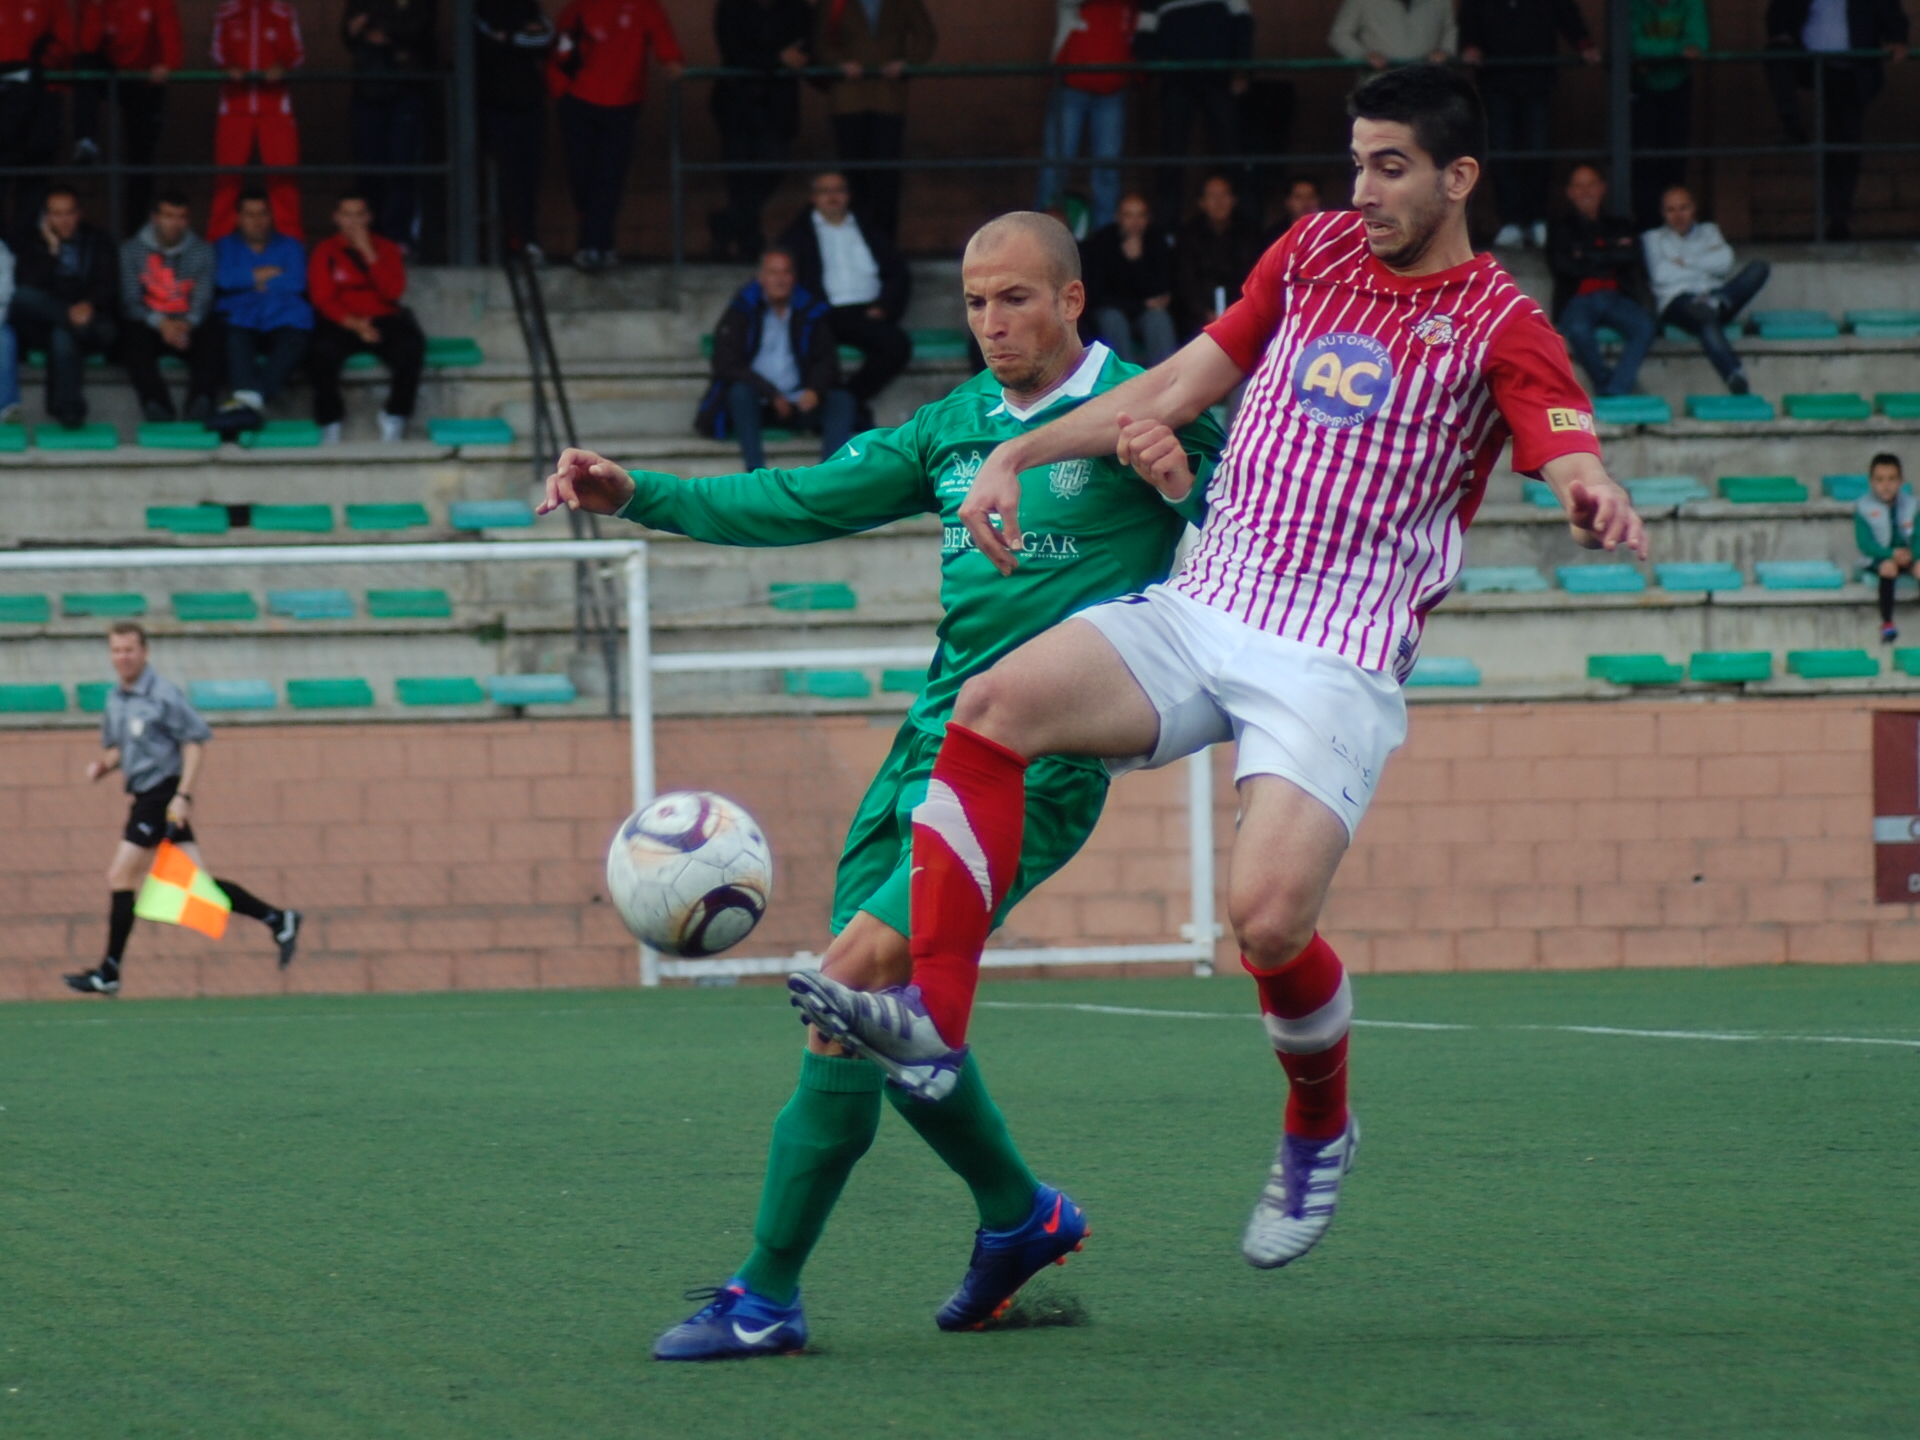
[1689,650,1773,683]
[35,422,118,449]
[1626,476,1709,506]
[449,499,535,529]
[758,426,799,443]
[63,592,145,617]
[1718,475,1808,504]
[769,581,858,610]
[910,328,971,360]
[0,425,24,452]
[1876,392,1920,419]
[1751,309,1840,339]
[287,678,375,709]
[1688,394,1775,422]
[189,679,276,710]
[1755,560,1846,591]
[1784,392,1872,421]
[76,681,112,713]
[343,351,381,372]
[366,588,452,618]
[24,350,107,368]
[1656,562,1743,592]
[1521,479,1560,507]
[427,416,514,446]
[837,345,862,368]
[268,588,355,619]
[147,504,230,534]
[346,502,431,530]
[1787,648,1879,678]
[880,668,927,694]
[425,336,485,367]
[1823,474,1871,500]
[240,419,323,449]
[1847,307,1920,330]
[1594,326,1626,346]
[487,674,577,705]
[250,503,334,532]
[396,676,486,706]
[699,333,715,360]
[0,595,50,623]
[137,421,218,449]
[1664,322,1744,341]
[784,669,872,699]
[1557,564,1646,594]
[1456,566,1548,594]
[1591,395,1672,426]
[1405,657,1481,686]
[0,684,66,712]
[1587,654,1684,685]
[173,591,258,622]
[1894,648,1920,678]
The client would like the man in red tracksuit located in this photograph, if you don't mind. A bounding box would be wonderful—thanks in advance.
[209,0,306,241]
[75,0,185,228]
[548,0,683,271]
[306,189,424,443]
[0,2,72,237]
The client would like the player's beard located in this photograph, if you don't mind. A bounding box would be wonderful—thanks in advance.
[1367,175,1452,271]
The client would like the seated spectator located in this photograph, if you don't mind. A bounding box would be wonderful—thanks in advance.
[9,185,118,429]
[214,186,313,429]
[1857,452,1914,644]
[696,248,855,470]
[1547,164,1654,397]
[1035,0,1137,234]
[0,235,18,424]
[1642,185,1770,396]
[1171,172,1260,339]
[777,171,912,421]
[1082,192,1176,368]
[119,191,220,425]
[1328,0,1456,69]
[1265,174,1323,244]
[307,190,424,443]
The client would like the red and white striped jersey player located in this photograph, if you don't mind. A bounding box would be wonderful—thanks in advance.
[788,65,1648,1272]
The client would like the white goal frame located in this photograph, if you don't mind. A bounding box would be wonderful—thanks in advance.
[0,540,1220,986]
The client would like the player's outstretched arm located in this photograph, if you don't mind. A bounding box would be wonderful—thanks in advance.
[540,448,638,517]
[960,335,1245,575]
[1541,452,1649,559]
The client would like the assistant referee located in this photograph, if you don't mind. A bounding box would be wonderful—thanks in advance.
[65,623,301,996]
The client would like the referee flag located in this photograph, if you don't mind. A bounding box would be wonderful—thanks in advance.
[135,841,232,939]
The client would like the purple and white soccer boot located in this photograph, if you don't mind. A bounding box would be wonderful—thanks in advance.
[786,973,967,1101]
[1241,1115,1360,1269]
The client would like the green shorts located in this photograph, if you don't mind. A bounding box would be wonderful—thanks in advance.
[831,722,1110,937]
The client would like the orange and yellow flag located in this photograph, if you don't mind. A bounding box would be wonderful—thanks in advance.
[134,841,232,939]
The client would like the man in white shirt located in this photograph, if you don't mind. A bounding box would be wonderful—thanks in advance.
[1328,0,1456,69]
[778,170,913,416]
[1642,185,1771,394]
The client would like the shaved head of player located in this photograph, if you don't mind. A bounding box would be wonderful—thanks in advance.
[962,212,1087,399]
[1347,62,1484,273]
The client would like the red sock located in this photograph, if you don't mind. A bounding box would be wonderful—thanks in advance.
[908,724,1027,1047]
[1245,934,1352,1141]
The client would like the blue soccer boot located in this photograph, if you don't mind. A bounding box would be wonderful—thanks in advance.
[935,1184,1089,1331]
[652,1281,808,1361]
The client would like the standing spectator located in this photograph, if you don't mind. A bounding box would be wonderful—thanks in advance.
[1135,0,1251,228]
[1642,185,1770,395]
[1548,164,1654,397]
[214,186,312,427]
[0,3,72,240]
[475,0,554,261]
[307,190,424,443]
[341,0,439,252]
[1765,0,1910,241]
[1460,0,1600,247]
[1170,171,1259,339]
[1035,1,1137,234]
[777,171,912,419]
[0,235,19,424]
[1081,191,1176,367]
[1856,453,1914,643]
[1329,0,1457,69]
[549,0,684,271]
[73,0,183,229]
[710,0,811,263]
[812,0,937,246]
[697,248,857,469]
[119,190,219,424]
[10,185,117,429]
[1629,0,1708,229]
[209,0,307,242]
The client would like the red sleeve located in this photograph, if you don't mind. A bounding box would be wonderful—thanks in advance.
[309,240,345,324]
[78,1,105,55]
[1202,231,1293,372]
[548,0,581,95]
[1483,303,1604,475]
[159,0,185,69]
[646,0,684,63]
[370,238,408,303]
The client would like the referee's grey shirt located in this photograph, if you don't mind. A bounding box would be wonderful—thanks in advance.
[101,666,212,795]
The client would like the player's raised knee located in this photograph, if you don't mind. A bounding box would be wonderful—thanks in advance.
[951,670,1026,748]
[1232,899,1320,972]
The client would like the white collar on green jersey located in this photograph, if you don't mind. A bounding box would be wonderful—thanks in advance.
[987,342,1110,423]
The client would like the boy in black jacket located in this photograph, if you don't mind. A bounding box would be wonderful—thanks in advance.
[10,184,117,428]
[1547,164,1654,397]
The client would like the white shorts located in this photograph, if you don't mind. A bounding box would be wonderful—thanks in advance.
[1079,585,1407,837]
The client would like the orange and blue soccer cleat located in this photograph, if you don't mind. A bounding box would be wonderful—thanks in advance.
[935,1183,1089,1331]
[652,1281,808,1361]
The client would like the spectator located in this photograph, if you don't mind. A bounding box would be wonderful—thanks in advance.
[697,248,856,469]
[73,0,182,229]
[214,186,311,428]
[710,0,811,263]
[0,3,71,239]
[342,0,438,252]
[10,185,117,428]
[475,0,554,261]
[812,0,937,246]
[1460,0,1600,248]
[1642,184,1769,395]
[119,190,219,425]
[1266,173,1324,243]
[1171,172,1260,339]
[549,0,684,272]
[307,190,424,443]
[0,235,18,424]
[1329,0,1457,69]
[1136,0,1252,228]
[1629,0,1707,229]
[1082,191,1176,367]
[1547,164,1654,397]
[1035,1,1136,234]
[777,171,912,419]
[209,0,307,242]
[1857,452,1914,643]
[1765,0,1910,241]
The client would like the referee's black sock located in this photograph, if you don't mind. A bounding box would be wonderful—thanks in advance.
[105,890,135,975]
[215,879,281,929]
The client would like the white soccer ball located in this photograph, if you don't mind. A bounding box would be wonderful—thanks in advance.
[605,791,773,956]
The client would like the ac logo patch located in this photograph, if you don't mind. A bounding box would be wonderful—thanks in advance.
[1292,332,1394,429]
[1547,408,1595,434]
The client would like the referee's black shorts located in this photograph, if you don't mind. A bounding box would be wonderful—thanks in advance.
[125,775,196,848]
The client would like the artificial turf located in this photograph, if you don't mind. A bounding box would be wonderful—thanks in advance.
[3,964,1918,1439]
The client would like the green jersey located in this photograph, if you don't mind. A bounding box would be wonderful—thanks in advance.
[617,344,1226,744]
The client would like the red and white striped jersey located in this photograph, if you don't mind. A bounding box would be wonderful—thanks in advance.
[1184,210,1600,679]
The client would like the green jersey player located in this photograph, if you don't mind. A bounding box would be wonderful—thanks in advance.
[541,212,1224,1359]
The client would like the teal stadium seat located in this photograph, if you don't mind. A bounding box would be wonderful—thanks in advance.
[1823,474,1871,500]
[173,591,258,622]
[1754,561,1845,591]
[0,595,50,623]
[769,581,858,610]
[147,504,229,534]
[1591,395,1672,426]
[784,670,871,699]
[425,336,485,367]
[268,589,355,619]
[1787,649,1879,678]
[1751,309,1839,339]
[251,503,334,532]
[1847,309,1920,338]
[1557,564,1646,594]
[1876,393,1920,419]
[1783,392,1872,421]
[1688,394,1775,422]
[1522,479,1561,507]
[0,684,66,712]
[64,592,145,617]
[428,417,514,446]
[138,421,218,449]
[396,676,487,706]
[366,588,452,618]
[0,424,25,452]
[1456,566,1548,594]
[1690,650,1773,683]
[1894,648,1920,678]
[1665,322,1744,341]
[1405,657,1481,686]
[287,678,375,708]
[449,500,535,530]
[880,668,927,694]
[1626,476,1709,506]
[910,329,971,360]
[487,674,577,705]
[1719,475,1808,504]
[76,681,112,713]
[35,422,118,450]
[240,420,323,449]
[188,679,276,710]
[1588,654,1684,685]
[1656,562,1744,592]
[346,502,431,531]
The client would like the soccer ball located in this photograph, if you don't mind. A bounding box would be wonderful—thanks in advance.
[605,791,773,956]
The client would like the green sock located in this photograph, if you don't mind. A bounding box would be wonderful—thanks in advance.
[885,1052,1039,1231]
[734,1049,883,1305]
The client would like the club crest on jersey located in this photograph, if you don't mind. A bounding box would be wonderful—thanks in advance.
[1410,313,1456,348]
[1292,332,1394,429]
[1048,458,1092,499]
[940,450,985,495]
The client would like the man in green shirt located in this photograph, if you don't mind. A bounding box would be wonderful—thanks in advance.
[541,211,1224,1359]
